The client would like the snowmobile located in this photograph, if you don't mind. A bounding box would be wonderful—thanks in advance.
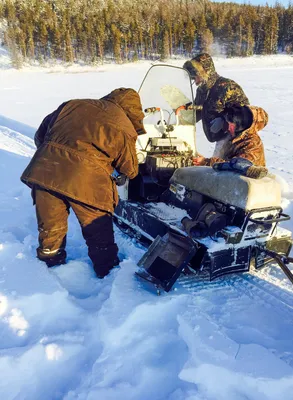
[114,64,293,292]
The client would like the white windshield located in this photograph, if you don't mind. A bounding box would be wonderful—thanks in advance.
[139,65,195,126]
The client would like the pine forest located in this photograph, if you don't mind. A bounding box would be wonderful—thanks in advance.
[1,0,293,68]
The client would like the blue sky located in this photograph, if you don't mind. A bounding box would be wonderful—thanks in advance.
[213,0,290,6]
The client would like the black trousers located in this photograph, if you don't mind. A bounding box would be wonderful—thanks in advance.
[33,186,119,277]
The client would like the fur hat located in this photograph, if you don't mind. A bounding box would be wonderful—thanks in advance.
[223,105,253,136]
[183,53,216,81]
[183,60,199,79]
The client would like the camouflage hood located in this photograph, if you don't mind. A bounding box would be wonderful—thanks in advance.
[234,106,268,141]
[102,88,146,136]
[184,53,219,88]
[247,106,268,132]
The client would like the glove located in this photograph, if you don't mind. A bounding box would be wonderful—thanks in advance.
[213,157,268,179]
[246,166,268,179]
[184,102,193,110]
[210,117,225,134]
[113,174,127,186]
[213,157,252,173]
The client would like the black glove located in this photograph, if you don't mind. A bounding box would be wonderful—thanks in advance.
[184,102,193,110]
[113,174,127,186]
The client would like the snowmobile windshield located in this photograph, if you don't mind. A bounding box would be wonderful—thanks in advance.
[139,65,195,128]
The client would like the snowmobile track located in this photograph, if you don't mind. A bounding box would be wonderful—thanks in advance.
[118,225,293,317]
[234,273,293,313]
[177,270,293,319]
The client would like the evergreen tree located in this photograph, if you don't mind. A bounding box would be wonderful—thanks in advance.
[184,19,196,55]
[111,24,122,63]
[201,28,213,54]
[96,22,106,63]
[196,13,207,52]
[65,31,74,63]
[263,8,279,54]
[5,27,23,68]
[243,23,255,56]
[235,14,244,56]
[160,29,170,61]
[27,28,35,60]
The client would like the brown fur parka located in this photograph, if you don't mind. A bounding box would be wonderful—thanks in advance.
[21,88,146,213]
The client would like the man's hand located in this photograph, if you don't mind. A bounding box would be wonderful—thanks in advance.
[210,117,225,134]
[192,155,206,166]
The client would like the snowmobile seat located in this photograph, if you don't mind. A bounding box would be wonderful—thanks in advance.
[170,166,281,211]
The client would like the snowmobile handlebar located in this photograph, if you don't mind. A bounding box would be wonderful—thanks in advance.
[144,107,161,113]
[174,105,202,126]
[175,105,186,114]
[175,104,203,114]
[182,104,203,111]
[144,106,179,130]
[144,105,202,115]
[144,104,202,129]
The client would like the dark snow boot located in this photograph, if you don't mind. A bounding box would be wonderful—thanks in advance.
[37,248,67,268]
[93,250,120,279]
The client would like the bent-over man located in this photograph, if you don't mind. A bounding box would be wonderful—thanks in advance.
[21,88,146,278]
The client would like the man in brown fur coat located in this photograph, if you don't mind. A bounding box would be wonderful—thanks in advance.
[21,88,146,278]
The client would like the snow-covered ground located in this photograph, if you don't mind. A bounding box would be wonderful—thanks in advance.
[0,54,293,400]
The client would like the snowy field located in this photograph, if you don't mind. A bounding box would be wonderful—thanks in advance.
[1,53,293,400]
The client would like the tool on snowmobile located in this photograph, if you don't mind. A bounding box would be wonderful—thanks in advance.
[114,64,293,293]
[113,174,127,186]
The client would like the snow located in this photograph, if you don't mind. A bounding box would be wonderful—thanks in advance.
[0,53,293,400]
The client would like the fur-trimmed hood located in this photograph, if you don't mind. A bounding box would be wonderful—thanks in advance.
[234,106,268,142]
[183,53,219,87]
[102,88,146,136]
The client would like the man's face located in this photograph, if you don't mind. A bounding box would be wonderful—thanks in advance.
[223,107,249,139]
[226,121,236,138]
[193,75,203,86]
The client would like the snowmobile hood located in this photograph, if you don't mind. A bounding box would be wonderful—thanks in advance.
[183,53,218,87]
[234,106,268,142]
[102,88,147,136]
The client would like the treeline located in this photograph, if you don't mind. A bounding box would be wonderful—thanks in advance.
[0,0,293,67]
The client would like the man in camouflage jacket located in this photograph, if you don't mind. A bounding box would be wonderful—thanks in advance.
[183,53,249,143]
[21,88,146,278]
